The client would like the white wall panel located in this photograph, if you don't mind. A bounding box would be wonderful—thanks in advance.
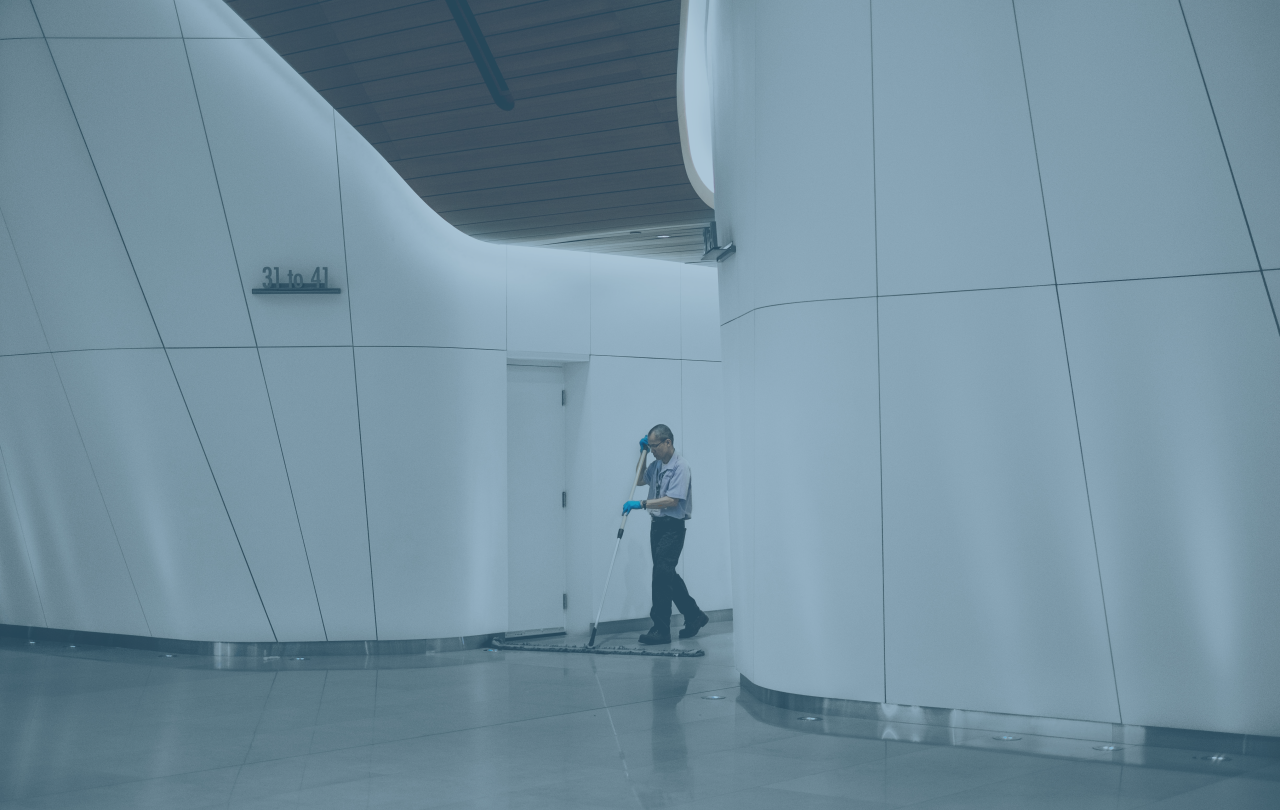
[1182,0,1280,269]
[51,39,255,349]
[506,246,590,357]
[53,349,274,641]
[874,0,1053,295]
[31,0,179,37]
[259,347,376,641]
[0,448,46,627]
[719,312,755,679]
[175,0,259,39]
[583,355,683,625]
[590,253,681,359]
[677,360,731,612]
[338,118,505,351]
[355,347,506,639]
[0,41,160,352]
[0,211,47,356]
[185,38,350,347]
[880,287,1119,721]
[1061,274,1280,736]
[709,0,756,324]
[753,0,875,307]
[0,0,41,38]
[753,299,882,702]
[168,349,326,641]
[680,266,720,360]
[0,354,149,635]
[1016,0,1255,283]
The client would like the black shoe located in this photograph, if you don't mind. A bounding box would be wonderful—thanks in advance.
[679,612,709,639]
[638,629,671,645]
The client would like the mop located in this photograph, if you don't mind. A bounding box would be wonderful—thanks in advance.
[489,443,705,658]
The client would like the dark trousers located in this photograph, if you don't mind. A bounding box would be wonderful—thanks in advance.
[649,516,703,633]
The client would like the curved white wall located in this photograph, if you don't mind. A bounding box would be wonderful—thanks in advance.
[0,0,730,642]
[712,0,1280,737]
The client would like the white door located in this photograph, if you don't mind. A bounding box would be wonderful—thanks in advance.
[507,364,567,635]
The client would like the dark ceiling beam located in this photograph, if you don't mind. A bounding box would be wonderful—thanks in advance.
[444,0,515,110]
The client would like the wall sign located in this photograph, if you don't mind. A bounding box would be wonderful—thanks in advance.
[252,266,341,294]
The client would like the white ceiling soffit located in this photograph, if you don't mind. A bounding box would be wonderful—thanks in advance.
[678,0,715,209]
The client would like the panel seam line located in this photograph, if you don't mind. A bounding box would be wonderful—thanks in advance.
[37,12,274,640]
[333,110,381,640]
[1012,0,1122,723]
[26,14,159,637]
[177,5,328,640]
[1177,0,1279,339]
[869,0,888,706]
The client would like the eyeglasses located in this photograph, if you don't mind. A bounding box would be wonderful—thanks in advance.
[647,438,670,448]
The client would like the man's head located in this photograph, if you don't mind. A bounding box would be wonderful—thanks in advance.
[647,424,675,463]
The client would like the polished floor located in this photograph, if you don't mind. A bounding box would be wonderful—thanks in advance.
[1,622,1277,809]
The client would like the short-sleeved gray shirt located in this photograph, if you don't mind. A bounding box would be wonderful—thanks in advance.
[644,451,693,520]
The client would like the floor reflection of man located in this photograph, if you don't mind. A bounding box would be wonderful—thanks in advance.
[638,656,695,807]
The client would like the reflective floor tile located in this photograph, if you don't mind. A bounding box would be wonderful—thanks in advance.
[1,624,1275,810]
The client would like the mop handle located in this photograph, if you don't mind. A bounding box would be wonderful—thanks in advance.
[591,446,650,633]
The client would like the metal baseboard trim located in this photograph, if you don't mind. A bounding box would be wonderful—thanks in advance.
[503,627,566,640]
[0,623,497,657]
[739,674,1280,759]
[594,608,732,637]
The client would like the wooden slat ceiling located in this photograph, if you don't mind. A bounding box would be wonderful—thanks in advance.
[225,0,714,262]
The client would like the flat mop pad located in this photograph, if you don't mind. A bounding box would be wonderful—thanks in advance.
[489,638,704,657]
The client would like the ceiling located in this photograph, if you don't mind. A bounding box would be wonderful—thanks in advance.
[225,0,714,262]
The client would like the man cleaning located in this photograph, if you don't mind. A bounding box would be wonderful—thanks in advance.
[623,425,709,645]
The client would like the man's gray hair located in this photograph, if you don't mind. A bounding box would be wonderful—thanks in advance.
[648,424,674,445]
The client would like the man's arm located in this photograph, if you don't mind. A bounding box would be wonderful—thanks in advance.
[642,496,679,510]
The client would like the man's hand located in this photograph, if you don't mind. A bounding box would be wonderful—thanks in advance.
[623,500,644,515]
[639,435,649,451]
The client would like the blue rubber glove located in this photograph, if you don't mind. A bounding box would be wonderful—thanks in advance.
[639,435,649,451]
[623,500,644,515]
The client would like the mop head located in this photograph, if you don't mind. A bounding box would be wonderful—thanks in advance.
[488,637,704,657]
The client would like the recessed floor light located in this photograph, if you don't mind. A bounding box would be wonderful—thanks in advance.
[68,645,76,648]
[160,654,175,658]
[27,641,35,645]
[993,735,1021,741]
[656,235,670,238]
[1093,745,1122,751]
[701,695,725,700]
[294,657,307,661]
[798,716,820,722]
[1201,754,1231,762]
